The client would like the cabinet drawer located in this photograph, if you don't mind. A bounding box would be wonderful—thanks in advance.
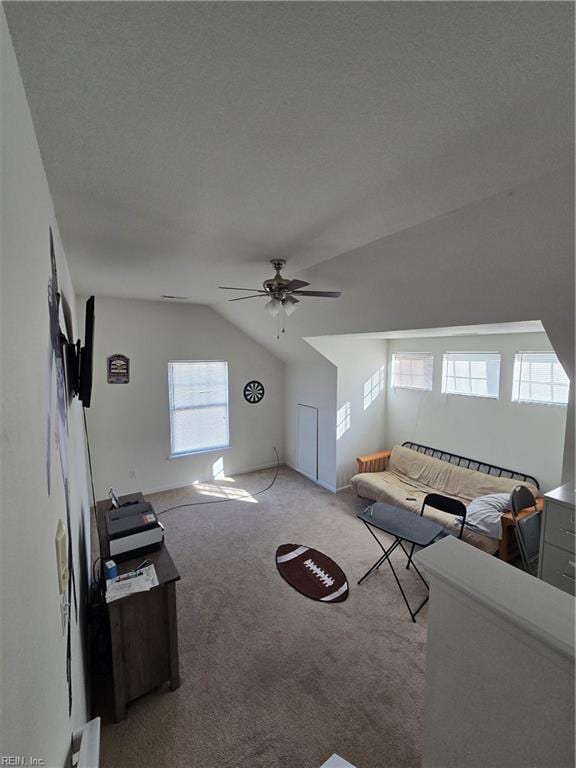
[544,501,576,554]
[540,542,575,596]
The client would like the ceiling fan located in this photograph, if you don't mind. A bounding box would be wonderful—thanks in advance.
[219,259,341,323]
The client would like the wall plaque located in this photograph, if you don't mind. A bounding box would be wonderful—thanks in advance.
[107,354,130,384]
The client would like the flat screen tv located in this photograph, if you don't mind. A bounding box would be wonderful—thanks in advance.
[79,296,94,407]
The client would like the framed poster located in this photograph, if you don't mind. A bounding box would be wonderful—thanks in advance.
[107,354,130,384]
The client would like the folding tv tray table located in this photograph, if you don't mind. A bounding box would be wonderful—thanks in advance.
[357,502,444,622]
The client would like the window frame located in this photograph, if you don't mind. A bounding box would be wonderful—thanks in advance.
[511,351,569,407]
[390,352,434,392]
[167,360,230,458]
[441,351,501,400]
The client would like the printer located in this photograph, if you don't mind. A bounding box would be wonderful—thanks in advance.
[103,502,164,559]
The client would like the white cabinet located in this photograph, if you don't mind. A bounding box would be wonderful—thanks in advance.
[538,483,575,596]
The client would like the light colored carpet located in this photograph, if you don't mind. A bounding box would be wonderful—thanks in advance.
[100,467,427,768]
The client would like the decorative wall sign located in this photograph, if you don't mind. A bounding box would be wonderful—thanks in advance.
[107,354,130,384]
[243,380,265,404]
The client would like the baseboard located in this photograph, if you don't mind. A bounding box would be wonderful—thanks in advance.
[336,483,351,493]
[314,478,338,493]
[140,461,281,497]
[285,462,337,494]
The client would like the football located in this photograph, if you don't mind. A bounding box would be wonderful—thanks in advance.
[275,544,349,603]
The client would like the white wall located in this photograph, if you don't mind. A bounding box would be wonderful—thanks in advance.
[0,9,90,763]
[284,360,337,491]
[307,336,388,489]
[386,332,567,491]
[82,297,285,496]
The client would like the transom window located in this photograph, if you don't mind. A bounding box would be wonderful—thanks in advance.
[512,352,569,405]
[391,353,434,391]
[168,361,229,457]
[441,352,500,399]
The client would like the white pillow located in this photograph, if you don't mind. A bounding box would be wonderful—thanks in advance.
[464,493,511,539]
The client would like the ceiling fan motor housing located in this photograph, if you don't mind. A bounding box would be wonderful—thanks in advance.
[264,259,290,297]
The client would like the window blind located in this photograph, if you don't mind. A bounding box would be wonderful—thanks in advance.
[512,352,569,405]
[168,361,229,456]
[441,352,500,399]
[391,353,434,391]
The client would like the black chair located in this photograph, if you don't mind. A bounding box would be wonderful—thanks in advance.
[406,493,467,569]
[510,485,540,575]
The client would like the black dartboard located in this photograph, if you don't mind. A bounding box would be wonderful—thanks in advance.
[243,380,265,404]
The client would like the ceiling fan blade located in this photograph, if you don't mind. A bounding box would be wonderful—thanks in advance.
[291,290,341,298]
[283,295,300,304]
[283,279,310,292]
[228,294,268,302]
[219,286,267,292]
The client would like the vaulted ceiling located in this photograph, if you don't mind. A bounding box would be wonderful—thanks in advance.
[5,1,573,305]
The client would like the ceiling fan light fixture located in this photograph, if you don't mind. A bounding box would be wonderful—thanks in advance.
[219,261,341,336]
[265,298,282,317]
[282,299,297,316]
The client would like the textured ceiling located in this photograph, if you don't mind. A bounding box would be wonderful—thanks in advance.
[5,1,574,302]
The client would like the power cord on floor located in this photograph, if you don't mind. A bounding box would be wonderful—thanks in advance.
[157,446,281,516]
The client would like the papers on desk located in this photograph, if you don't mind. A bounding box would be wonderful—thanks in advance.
[106,564,159,603]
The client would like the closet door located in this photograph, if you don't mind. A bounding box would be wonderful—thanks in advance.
[297,404,318,481]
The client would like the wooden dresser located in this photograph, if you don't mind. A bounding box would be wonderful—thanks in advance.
[538,482,575,596]
[95,493,181,721]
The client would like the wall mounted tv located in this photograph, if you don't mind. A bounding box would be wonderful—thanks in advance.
[79,296,95,407]
[67,296,95,407]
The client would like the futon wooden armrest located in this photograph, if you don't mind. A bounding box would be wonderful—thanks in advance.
[356,450,392,474]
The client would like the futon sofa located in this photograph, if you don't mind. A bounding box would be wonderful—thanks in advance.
[350,443,542,559]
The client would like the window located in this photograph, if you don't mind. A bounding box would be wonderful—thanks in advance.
[391,353,434,391]
[512,352,569,405]
[168,361,229,456]
[441,352,500,399]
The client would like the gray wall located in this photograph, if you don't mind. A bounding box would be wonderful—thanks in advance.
[0,9,90,762]
[285,360,337,491]
[82,296,285,496]
[307,336,389,489]
[386,332,567,491]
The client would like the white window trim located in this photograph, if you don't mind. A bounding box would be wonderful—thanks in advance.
[390,352,434,392]
[168,446,232,460]
[441,352,501,400]
[511,351,569,407]
[168,360,230,458]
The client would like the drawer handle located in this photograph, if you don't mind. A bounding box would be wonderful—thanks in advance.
[560,528,576,536]
[557,571,576,582]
